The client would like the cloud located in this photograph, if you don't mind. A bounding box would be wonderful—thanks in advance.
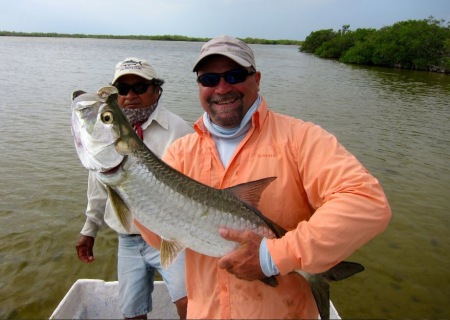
[1,0,449,40]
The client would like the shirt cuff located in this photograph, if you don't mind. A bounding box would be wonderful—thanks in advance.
[259,238,280,277]
[80,219,100,238]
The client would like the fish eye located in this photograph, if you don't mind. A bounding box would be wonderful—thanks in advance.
[101,111,114,124]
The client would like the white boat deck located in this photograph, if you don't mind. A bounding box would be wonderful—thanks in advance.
[50,279,177,319]
[50,279,341,319]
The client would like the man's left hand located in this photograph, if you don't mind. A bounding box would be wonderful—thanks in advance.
[218,227,266,281]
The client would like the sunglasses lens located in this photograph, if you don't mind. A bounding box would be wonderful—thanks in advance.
[132,83,149,94]
[197,74,220,87]
[197,69,253,87]
[224,69,248,84]
[115,82,150,95]
[116,83,130,95]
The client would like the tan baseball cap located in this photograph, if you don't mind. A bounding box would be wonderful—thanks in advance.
[192,35,256,72]
[112,57,158,84]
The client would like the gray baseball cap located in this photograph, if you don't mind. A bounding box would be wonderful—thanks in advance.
[192,35,256,72]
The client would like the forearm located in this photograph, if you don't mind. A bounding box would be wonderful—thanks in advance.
[267,185,391,274]
[268,124,391,274]
[81,172,108,237]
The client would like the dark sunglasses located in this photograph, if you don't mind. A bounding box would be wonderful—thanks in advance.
[115,82,152,96]
[197,69,255,87]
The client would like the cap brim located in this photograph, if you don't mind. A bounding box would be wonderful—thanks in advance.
[192,52,252,72]
[112,70,155,84]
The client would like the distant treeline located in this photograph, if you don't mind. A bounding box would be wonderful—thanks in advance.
[0,31,302,46]
[300,17,450,73]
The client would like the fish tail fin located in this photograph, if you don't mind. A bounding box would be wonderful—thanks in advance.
[298,261,365,320]
[306,273,330,320]
[259,275,279,287]
[322,261,365,281]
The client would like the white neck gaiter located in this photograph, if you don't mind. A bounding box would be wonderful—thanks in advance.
[203,96,261,167]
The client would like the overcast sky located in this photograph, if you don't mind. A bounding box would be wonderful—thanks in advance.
[1,0,449,40]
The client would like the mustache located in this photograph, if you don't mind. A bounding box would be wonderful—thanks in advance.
[208,92,243,104]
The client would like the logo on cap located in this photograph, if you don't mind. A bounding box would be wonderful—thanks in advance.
[120,60,143,71]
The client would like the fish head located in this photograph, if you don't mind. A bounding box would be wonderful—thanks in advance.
[71,86,125,173]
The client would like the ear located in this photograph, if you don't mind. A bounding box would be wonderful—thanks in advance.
[254,71,261,86]
[156,87,163,102]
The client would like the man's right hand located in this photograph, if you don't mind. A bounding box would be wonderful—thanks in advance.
[76,235,95,263]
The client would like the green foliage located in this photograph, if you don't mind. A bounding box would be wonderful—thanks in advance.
[0,31,210,42]
[315,28,376,59]
[239,37,301,45]
[340,29,378,64]
[300,29,337,53]
[341,40,376,65]
[302,17,450,73]
[370,18,448,69]
[0,31,301,45]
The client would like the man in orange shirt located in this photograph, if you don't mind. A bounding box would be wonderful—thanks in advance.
[142,35,391,318]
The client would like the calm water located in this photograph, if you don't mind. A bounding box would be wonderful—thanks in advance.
[0,37,449,319]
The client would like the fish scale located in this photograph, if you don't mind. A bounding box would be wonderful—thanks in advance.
[110,146,275,258]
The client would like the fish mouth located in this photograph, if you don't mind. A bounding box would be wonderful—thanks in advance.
[100,156,127,174]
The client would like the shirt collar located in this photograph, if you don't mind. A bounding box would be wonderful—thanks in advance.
[141,105,169,130]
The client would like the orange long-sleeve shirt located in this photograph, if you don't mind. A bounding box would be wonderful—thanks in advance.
[138,98,391,318]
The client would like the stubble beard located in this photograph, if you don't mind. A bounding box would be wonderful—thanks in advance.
[207,92,244,128]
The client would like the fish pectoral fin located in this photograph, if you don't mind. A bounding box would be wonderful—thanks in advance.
[107,187,133,233]
[160,239,185,269]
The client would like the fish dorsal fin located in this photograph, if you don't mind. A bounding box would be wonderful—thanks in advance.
[160,239,185,269]
[107,186,133,233]
[225,177,276,208]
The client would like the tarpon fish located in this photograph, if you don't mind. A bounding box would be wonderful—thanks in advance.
[71,86,364,320]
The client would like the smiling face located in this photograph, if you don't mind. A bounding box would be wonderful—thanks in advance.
[196,55,261,128]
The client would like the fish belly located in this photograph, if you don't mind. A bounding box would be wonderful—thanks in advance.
[115,163,244,257]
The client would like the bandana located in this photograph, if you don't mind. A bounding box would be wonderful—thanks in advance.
[122,101,158,126]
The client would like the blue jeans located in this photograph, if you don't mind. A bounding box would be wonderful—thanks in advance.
[117,234,186,318]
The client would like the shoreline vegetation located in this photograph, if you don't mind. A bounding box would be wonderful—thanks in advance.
[2,17,449,73]
[0,31,301,46]
[301,17,450,73]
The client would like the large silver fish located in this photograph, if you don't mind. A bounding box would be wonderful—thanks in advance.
[71,86,364,320]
